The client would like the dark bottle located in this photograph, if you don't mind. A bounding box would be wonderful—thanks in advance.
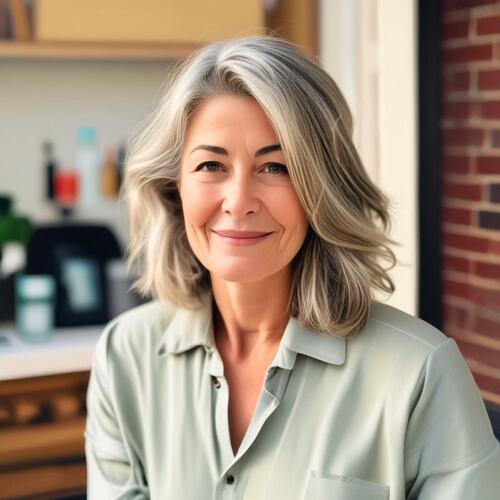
[42,141,57,201]
[117,142,126,189]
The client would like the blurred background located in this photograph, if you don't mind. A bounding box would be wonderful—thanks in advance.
[0,0,499,498]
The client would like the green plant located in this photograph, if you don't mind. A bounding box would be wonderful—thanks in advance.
[0,194,34,273]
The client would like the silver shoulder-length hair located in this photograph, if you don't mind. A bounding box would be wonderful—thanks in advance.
[121,35,399,338]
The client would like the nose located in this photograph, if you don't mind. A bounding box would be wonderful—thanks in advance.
[221,169,260,217]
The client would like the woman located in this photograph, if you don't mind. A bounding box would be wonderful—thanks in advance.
[84,36,500,499]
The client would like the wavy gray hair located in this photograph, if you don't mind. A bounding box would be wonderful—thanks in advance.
[121,35,399,338]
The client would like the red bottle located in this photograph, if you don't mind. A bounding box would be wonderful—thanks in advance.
[55,167,79,214]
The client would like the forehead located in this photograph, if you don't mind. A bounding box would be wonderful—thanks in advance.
[184,94,279,142]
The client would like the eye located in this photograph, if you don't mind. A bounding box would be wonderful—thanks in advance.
[195,161,223,172]
[262,163,288,175]
[194,161,288,175]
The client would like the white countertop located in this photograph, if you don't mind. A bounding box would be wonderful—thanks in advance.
[0,323,103,380]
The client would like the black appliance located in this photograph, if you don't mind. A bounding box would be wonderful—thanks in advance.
[25,223,122,327]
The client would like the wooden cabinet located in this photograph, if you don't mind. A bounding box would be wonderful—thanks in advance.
[3,0,268,47]
[0,1,319,61]
[34,0,264,44]
[0,371,90,499]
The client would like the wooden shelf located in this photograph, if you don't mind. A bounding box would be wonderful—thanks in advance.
[0,40,205,60]
[0,414,87,467]
[0,460,87,499]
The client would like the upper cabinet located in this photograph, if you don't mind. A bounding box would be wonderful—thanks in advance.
[34,0,264,44]
[0,0,318,61]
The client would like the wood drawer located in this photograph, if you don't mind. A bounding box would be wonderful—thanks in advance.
[0,371,90,499]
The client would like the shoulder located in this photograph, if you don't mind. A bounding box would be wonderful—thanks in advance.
[367,300,448,350]
[348,300,458,383]
[93,300,178,366]
[358,302,481,413]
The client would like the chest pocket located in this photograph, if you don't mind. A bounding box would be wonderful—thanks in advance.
[304,470,390,500]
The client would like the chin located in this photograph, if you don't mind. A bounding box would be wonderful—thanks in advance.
[210,262,269,284]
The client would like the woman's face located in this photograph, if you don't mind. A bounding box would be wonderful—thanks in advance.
[177,94,309,283]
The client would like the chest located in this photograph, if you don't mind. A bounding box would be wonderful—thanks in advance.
[223,360,271,456]
[214,332,280,455]
[145,352,398,500]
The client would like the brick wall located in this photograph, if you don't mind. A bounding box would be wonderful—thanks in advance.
[442,0,500,406]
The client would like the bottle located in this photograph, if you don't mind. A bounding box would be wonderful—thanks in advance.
[101,147,119,198]
[117,142,126,189]
[54,164,79,218]
[42,141,57,202]
[75,126,101,207]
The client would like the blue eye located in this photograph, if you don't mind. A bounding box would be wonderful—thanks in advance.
[264,163,288,175]
[195,161,222,172]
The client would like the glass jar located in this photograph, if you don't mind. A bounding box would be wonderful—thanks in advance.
[15,274,56,342]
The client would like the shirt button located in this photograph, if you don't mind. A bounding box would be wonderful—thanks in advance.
[211,376,221,389]
[224,474,235,484]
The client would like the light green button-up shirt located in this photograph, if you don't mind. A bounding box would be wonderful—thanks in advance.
[84,290,500,499]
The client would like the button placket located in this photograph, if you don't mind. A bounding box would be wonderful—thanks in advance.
[207,349,235,471]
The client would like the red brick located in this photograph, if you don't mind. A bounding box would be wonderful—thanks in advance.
[477,14,500,35]
[478,69,500,90]
[443,127,484,147]
[443,232,490,252]
[455,337,500,368]
[477,155,500,174]
[444,70,471,93]
[473,314,500,336]
[442,280,500,309]
[443,100,478,119]
[492,130,500,147]
[443,206,473,225]
[443,155,471,173]
[443,181,483,201]
[475,260,500,279]
[479,100,500,119]
[444,302,471,328]
[445,283,500,308]
[469,284,500,308]
[443,278,470,300]
[444,0,499,11]
[444,20,470,38]
[470,372,500,395]
[445,254,472,272]
[489,239,500,254]
[443,44,493,64]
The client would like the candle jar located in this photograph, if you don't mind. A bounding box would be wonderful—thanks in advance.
[15,274,56,342]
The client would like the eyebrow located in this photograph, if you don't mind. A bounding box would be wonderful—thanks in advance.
[190,144,282,157]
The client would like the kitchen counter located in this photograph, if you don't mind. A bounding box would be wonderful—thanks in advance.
[0,323,103,380]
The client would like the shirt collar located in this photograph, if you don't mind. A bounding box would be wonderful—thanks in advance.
[156,289,346,368]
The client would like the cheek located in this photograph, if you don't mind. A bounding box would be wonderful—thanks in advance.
[269,188,308,237]
[180,181,219,227]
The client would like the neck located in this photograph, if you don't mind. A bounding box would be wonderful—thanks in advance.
[210,266,293,360]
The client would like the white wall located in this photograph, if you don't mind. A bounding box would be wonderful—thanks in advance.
[376,0,418,314]
[319,0,418,315]
[0,59,175,247]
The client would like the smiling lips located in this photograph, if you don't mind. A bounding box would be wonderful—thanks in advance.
[214,230,271,238]
[212,229,273,246]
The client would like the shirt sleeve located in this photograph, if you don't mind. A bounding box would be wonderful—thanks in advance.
[404,338,500,499]
[84,320,150,499]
